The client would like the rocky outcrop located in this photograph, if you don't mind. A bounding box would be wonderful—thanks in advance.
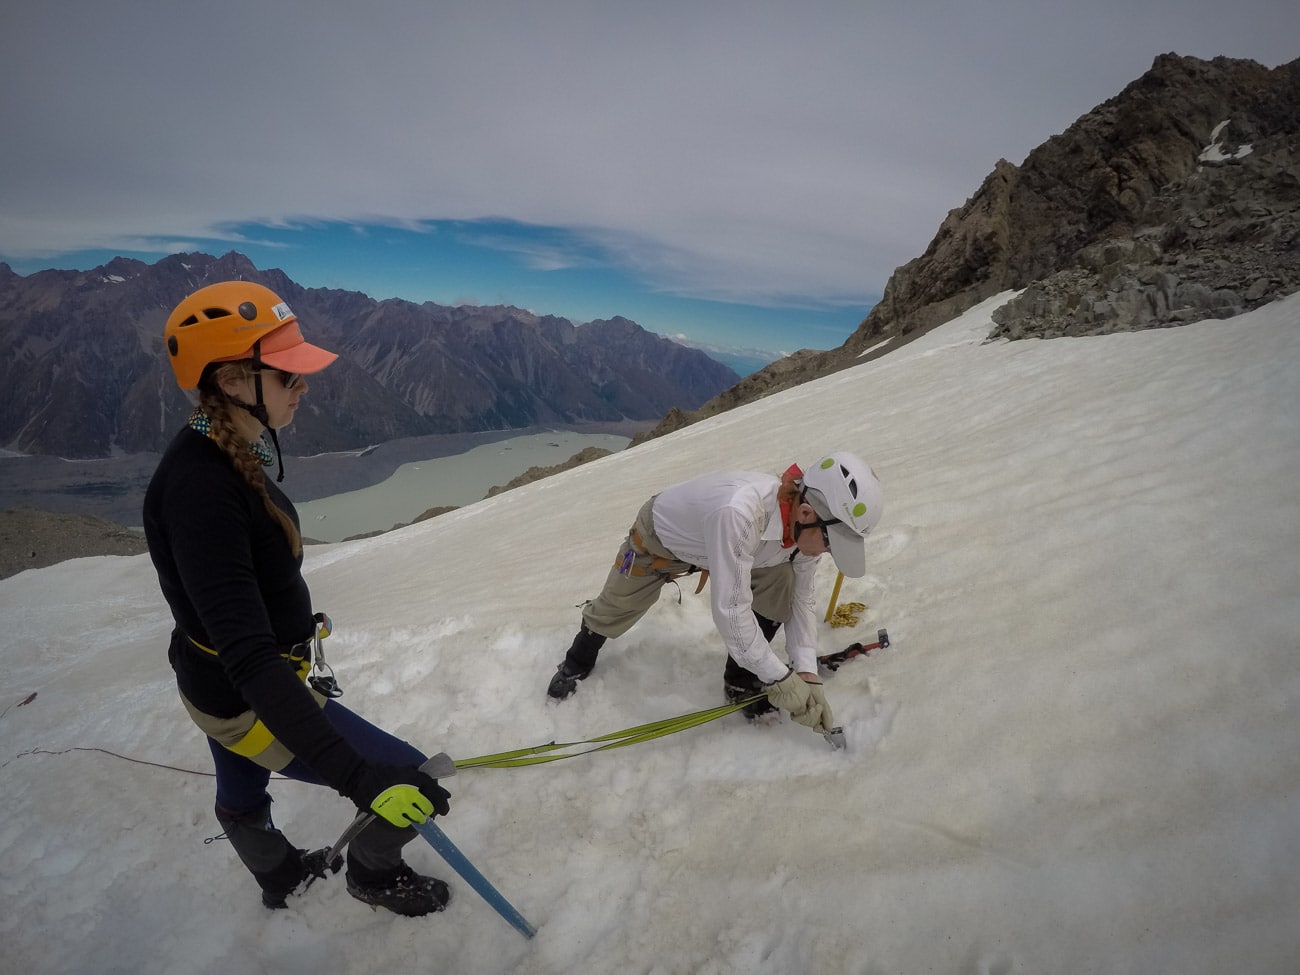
[636,53,1300,442]
[629,349,833,447]
[0,509,149,581]
[884,54,1300,345]
[483,445,614,497]
[989,108,1300,338]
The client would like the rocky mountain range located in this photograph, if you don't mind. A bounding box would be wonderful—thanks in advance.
[3,51,1296,539]
[0,251,739,458]
[635,53,1300,443]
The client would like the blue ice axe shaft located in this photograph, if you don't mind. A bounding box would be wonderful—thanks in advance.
[323,753,537,938]
[412,754,536,938]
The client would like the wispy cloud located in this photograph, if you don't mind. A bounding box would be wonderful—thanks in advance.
[2,1,1294,313]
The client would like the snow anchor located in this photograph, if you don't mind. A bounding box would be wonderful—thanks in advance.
[823,571,846,621]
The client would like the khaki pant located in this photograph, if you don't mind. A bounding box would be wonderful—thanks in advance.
[581,495,795,639]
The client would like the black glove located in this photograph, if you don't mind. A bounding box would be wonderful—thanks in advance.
[352,764,451,826]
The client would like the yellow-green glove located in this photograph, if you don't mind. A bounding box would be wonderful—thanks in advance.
[371,784,433,826]
[353,765,451,827]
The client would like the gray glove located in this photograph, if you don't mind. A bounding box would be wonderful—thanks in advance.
[765,670,835,733]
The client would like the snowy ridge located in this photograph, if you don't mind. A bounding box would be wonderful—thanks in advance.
[2,293,1299,974]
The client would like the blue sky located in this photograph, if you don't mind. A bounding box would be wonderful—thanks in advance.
[2,1,1295,366]
[4,219,862,368]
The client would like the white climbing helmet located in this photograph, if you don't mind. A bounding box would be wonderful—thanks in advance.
[800,452,883,578]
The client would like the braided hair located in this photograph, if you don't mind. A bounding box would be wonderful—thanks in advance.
[197,363,302,558]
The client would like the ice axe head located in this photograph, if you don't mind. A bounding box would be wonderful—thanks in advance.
[419,752,457,779]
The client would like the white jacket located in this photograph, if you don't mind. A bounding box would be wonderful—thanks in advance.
[651,470,822,683]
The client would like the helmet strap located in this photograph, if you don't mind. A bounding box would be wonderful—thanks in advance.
[232,340,286,482]
[265,428,286,483]
[782,488,816,548]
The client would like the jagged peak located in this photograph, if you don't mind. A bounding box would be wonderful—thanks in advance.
[633,51,1300,444]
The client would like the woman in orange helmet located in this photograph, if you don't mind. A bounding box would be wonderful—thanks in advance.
[144,281,452,916]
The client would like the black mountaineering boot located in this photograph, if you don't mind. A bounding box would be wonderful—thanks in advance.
[346,862,451,917]
[547,660,591,700]
[214,797,311,909]
[547,624,607,699]
[723,655,779,722]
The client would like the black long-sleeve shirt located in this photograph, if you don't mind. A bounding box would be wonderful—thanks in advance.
[143,426,365,797]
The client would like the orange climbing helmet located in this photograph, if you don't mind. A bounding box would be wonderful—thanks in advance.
[164,281,337,389]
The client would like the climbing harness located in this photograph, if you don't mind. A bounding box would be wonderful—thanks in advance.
[179,612,341,764]
[616,524,709,594]
[614,462,806,596]
[183,610,339,695]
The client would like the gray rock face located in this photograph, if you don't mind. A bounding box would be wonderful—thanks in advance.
[859,53,1300,344]
[638,53,1300,442]
[990,104,1300,340]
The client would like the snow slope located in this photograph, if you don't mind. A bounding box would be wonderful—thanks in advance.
[2,291,1298,975]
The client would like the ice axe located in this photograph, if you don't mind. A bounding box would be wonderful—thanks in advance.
[816,628,890,674]
[309,753,537,939]
[307,752,459,888]
[815,628,890,750]
[821,725,847,750]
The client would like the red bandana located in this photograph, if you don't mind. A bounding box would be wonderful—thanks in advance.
[778,463,804,548]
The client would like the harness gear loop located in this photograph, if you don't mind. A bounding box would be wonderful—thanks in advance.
[308,611,343,698]
[182,612,340,764]
[616,525,709,594]
[184,610,340,697]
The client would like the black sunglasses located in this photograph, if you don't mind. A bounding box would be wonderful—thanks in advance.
[250,357,303,391]
[813,516,841,549]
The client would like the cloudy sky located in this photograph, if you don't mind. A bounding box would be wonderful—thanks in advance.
[2,1,1295,356]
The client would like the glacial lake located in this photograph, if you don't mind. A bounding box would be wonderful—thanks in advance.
[295,430,629,542]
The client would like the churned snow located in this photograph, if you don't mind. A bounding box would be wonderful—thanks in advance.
[2,290,1298,974]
